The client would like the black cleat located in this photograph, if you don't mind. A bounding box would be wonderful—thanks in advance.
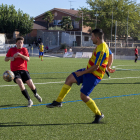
[92,113,104,123]
[46,101,62,108]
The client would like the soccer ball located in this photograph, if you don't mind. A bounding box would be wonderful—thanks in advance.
[3,70,15,82]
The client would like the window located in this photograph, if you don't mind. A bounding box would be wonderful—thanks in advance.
[53,20,57,25]
[57,20,61,25]
[74,21,79,29]
[53,20,61,25]
[84,36,89,41]
[72,20,79,29]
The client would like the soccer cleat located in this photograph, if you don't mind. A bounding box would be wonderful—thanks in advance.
[92,113,104,123]
[108,76,111,78]
[27,99,33,107]
[34,93,42,102]
[46,101,62,108]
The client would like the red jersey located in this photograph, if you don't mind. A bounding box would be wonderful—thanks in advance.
[64,48,67,53]
[135,48,138,55]
[6,47,29,71]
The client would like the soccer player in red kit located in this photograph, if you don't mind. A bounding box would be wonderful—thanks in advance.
[5,37,42,107]
[135,46,138,63]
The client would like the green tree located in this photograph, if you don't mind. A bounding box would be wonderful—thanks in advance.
[78,0,140,42]
[59,16,73,31]
[42,11,54,30]
[16,10,34,35]
[48,26,64,31]
[0,4,34,36]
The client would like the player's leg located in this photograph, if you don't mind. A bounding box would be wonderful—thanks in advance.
[81,93,101,114]
[56,73,77,101]
[40,52,43,61]
[39,51,41,58]
[42,52,44,61]
[46,68,85,108]
[15,78,33,107]
[25,76,42,102]
[13,71,33,107]
[135,54,138,62]
[46,74,77,108]
[80,74,104,123]
[136,55,138,62]
[105,70,110,78]
[16,78,29,99]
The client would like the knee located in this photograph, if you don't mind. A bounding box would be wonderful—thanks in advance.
[65,74,73,85]
[26,79,35,90]
[80,93,90,103]
[80,93,86,101]
[65,73,77,85]
[16,79,25,90]
[16,78,23,85]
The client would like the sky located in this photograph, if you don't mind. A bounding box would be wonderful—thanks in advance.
[1,0,88,17]
[1,0,140,18]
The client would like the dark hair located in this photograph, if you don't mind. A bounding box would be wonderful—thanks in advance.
[92,29,104,40]
[16,36,24,43]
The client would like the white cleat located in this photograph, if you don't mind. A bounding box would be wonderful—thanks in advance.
[27,99,33,107]
[35,93,42,102]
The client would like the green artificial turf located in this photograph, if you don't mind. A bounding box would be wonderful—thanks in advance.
[0,56,140,140]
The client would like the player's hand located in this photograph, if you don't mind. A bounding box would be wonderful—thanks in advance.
[13,52,20,58]
[75,71,84,77]
[10,57,14,61]
[107,67,115,73]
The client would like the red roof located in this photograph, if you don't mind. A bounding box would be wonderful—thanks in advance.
[35,8,79,19]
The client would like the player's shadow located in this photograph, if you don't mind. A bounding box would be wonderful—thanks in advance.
[0,121,106,127]
[0,104,26,108]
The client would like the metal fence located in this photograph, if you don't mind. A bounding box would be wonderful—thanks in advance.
[106,42,140,48]
[23,30,140,50]
[37,30,94,49]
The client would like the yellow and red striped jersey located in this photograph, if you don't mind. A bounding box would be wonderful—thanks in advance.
[39,45,44,52]
[87,42,109,79]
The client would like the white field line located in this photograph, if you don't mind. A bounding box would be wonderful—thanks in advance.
[30,57,60,59]
[102,77,140,80]
[0,81,65,87]
[112,65,139,69]
[34,81,65,84]
[113,65,138,67]
[112,65,140,71]
[0,76,140,87]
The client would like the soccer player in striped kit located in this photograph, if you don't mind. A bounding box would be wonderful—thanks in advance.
[39,43,44,61]
[46,29,114,123]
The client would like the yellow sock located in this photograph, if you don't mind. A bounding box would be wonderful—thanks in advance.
[86,98,101,115]
[41,56,43,60]
[56,84,71,102]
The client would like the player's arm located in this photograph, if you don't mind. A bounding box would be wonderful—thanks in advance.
[5,48,14,61]
[5,56,14,61]
[13,52,29,61]
[107,50,115,73]
[19,53,30,61]
[107,53,113,69]
[75,65,99,77]
[75,50,104,77]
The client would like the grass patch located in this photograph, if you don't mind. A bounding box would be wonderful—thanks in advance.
[0,57,140,140]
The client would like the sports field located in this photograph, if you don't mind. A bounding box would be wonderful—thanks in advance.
[0,56,140,140]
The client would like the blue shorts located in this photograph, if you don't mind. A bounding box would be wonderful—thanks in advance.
[39,52,44,56]
[72,68,101,96]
